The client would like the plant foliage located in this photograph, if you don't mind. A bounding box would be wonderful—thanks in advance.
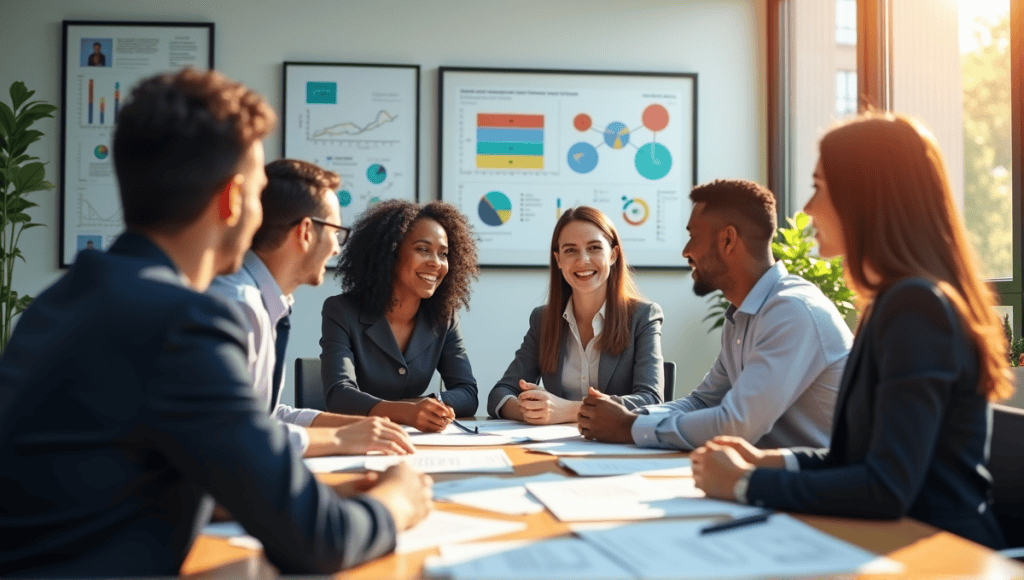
[0,81,56,351]
[1002,314,1024,367]
[704,212,856,332]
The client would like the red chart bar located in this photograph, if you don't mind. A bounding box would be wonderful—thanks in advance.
[477,113,544,128]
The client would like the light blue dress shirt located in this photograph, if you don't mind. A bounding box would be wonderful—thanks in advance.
[632,262,853,450]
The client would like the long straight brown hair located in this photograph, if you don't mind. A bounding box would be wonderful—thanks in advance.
[539,206,644,375]
[819,113,1012,401]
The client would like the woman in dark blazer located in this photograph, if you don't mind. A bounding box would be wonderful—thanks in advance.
[691,113,1011,549]
[488,206,664,424]
[321,200,480,432]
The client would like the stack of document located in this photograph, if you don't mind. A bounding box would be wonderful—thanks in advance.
[365,449,515,474]
[558,457,693,477]
[525,474,752,521]
[525,436,680,456]
[395,511,526,554]
[424,514,904,579]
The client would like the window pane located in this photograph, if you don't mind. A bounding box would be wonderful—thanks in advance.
[892,0,1012,279]
[789,0,858,214]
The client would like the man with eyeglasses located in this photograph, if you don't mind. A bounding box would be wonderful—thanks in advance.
[209,158,415,457]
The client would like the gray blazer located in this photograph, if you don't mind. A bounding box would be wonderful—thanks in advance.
[487,301,664,417]
[320,294,478,417]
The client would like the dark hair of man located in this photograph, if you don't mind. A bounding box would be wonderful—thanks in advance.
[689,179,777,247]
[336,199,479,326]
[250,159,340,252]
[113,68,275,232]
[93,42,101,48]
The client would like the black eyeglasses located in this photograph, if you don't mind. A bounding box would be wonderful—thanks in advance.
[295,216,350,245]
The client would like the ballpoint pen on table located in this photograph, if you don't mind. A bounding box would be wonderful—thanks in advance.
[699,510,773,535]
[433,391,479,434]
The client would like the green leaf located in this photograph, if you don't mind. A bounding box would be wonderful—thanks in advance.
[14,294,33,315]
[0,102,15,139]
[20,223,45,230]
[12,162,44,191]
[9,81,33,111]
[13,103,57,133]
[794,212,810,231]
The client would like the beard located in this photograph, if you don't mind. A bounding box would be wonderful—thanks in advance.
[693,276,717,297]
[690,249,726,297]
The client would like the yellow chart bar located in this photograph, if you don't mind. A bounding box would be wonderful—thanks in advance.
[476,155,544,170]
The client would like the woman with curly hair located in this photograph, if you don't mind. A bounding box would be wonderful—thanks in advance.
[320,199,480,432]
[487,206,665,424]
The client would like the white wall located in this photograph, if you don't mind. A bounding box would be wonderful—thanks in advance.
[0,0,766,409]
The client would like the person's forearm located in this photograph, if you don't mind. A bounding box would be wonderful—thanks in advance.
[369,400,409,425]
[310,412,364,428]
[303,427,343,457]
[558,401,583,423]
[499,398,525,421]
[757,450,787,469]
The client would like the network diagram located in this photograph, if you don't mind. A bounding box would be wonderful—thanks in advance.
[566,103,673,181]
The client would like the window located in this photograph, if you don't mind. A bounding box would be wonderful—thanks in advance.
[836,0,857,44]
[835,70,857,116]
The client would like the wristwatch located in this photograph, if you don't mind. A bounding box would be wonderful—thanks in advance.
[733,469,754,504]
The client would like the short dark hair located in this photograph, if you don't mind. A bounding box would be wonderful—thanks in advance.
[92,42,101,48]
[113,68,275,232]
[689,179,777,246]
[250,159,340,252]
[336,199,479,326]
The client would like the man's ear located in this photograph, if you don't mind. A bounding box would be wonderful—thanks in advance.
[218,176,243,227]
[718,224,740,256]
[296,217,314,252]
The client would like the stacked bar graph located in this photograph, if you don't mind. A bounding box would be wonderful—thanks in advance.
[476,113,544,170]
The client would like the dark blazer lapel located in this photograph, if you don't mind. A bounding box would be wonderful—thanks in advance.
[360,310,405,364]
[829,327,867,457]
[404,310,440,363]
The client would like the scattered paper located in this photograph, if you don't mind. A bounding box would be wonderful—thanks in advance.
[202,522,263,550]
[432,473,568,515]
[303,455,369,473]
[365,449,515,474]
[525,474,753,522]
[396,511,526,554]
[525,436,680,456]
[559,457,693,477]
[423,537,636,580]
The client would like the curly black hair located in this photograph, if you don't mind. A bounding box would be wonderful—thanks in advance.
[336,199,479,325]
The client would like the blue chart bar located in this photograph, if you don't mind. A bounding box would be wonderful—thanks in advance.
[476,128,544,143]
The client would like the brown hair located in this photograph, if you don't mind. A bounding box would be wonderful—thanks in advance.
[251,159,340,252]
[539,206,643,374]
[819,112,1011,401]
[114,67,275,231]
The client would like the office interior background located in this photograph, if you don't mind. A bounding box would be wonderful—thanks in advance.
[2,0,1020,409]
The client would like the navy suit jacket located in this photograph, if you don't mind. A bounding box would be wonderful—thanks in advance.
[0,234,397,577]
[747,278,1005,549]
[320,294,478,417]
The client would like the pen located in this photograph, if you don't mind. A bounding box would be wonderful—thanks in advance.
[433,392,479,434]
[699,510,773,535]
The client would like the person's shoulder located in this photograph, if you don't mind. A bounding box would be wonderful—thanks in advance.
[629,299,664,323]
[322,292,363,321]
[761,274,850,337]
[875,277,951,318]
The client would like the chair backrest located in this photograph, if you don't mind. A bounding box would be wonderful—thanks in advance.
[663,361,676,402]
[294,357,326,411]
[991,403,1024,548]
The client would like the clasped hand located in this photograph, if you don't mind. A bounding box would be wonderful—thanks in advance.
[691,436,783,500]
[518,380,579,424]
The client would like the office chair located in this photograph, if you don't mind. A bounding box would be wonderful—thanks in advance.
[294,357,327,411]
[990,403,1024,560]
[663,361,676,402]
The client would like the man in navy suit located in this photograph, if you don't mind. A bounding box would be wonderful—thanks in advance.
[0,68,431,577]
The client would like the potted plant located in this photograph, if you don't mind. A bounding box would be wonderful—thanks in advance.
[0,81,56,351]
[704,212,856,331]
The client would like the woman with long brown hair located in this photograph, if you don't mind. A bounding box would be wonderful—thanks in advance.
[487,206,665,424]
[691,113,1012,549]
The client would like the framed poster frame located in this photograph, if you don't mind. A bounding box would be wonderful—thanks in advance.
[59,20,215,268]
[282,61,420,251]
[439,66,697,269]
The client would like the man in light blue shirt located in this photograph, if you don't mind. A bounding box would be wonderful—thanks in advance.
[579,179,852,450]
[209,159,414,457]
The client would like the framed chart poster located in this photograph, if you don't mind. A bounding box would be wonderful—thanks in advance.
[282,62,419,235]
[439,67,697,268]
[59,20,214,267]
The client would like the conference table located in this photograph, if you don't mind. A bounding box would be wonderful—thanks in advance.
[180,438,1024,580]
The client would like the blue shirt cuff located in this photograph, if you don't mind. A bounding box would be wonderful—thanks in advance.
[631,412,663,447]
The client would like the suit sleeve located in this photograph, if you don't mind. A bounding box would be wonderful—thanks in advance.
[616,302,665,409]
[143,299,396,574]
[437,316,479,417]
[747,283,960,518]
[320,297,384,415]
[487,307,545,417]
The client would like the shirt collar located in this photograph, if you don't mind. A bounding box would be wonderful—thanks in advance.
[242,251,293,324]
[732,261,788,317]
[563,298,607,335]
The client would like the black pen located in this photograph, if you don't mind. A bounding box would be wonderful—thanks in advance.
[699,510,773,535]
[432,392,479,434]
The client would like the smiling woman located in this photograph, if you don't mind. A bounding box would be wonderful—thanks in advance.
[487,206,666,424]
[320,200,481,432]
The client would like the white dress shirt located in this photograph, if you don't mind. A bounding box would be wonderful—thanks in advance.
[208,251,320,453]
[560,299,606,401]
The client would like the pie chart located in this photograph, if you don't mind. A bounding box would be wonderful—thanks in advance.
[366,163,387,184]
[567,142,598,174]
[635,143,672,180]
[603,122,630,149]
[478,191,512,226]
